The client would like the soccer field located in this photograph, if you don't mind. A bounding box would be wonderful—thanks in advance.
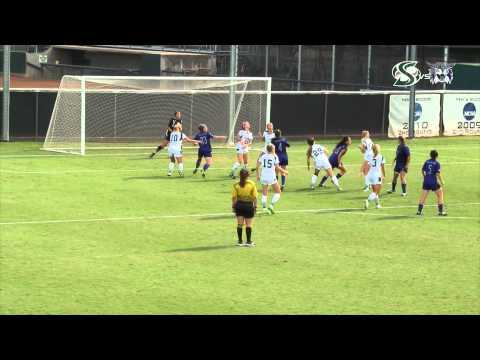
[1,137,479,314]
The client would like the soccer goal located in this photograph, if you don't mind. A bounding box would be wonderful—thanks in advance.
[42,76,272,155]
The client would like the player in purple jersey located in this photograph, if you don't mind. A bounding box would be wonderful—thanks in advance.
[319,136,351,188]
[387,136,411,196]
[192,124,227,178]
[270,129,290,191]
[417,150,447,216]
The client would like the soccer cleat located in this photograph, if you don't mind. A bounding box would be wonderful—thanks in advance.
[401,192,407,197]
[179,171,184,178]
[438,212,448,216]
[387,190,395,194]
[416,211,423,216]
[310,185,315,190]
[193,168,198,175]
[167,172,172,177]
[363,186,370,192]
[364,199,369,210]
[268,205,275,214]
[336,187,342,192]
[245,242,256,247]
[319,183,326,188]
[376,203,382,209]
[149,152,156,159]
[281,185,285,192]
[236,242,244,247]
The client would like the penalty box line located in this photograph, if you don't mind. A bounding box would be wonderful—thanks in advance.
[1,203,479,226]
[2,161,480,174]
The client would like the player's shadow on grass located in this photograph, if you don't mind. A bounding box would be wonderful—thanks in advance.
[164,245,233,252]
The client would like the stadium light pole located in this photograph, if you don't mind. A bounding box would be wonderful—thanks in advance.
[443,45,449,90]
[2,45,11,142]
[228,45,238,144]
[408,45,417,139]
[367,45,372,89]
[297,45,302,91]
[265,45,269,77]
[331,45,336,90]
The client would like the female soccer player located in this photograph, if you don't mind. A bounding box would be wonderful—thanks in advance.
[232,169,258,247]
[359,130,374,191]
[319,136,352,188]
[229,121,254,179]
[167,123,199,177]
[256,144,288,214]
[417,150,447,216]
[306,137,341,191]
[387,136,411,196]
[364,143,385,209]
[192,124,227,178]
[262,122,276,149]
[149,111,183,158]
[271,129,290,191]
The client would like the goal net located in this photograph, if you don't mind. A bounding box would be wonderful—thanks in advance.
[42,76,272,155]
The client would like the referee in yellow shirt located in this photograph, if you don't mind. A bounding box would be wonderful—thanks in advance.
[232,169,258,247]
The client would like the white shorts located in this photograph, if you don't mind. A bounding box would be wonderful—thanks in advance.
[260,176,278,186]
[366,173,382,185]
[168,148,182,158]
[315,158,332,170]
[236,143,249,154]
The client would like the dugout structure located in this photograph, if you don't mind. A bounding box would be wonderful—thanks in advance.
[42,76,272,155]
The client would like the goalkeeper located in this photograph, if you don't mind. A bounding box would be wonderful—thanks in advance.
[149,111,183,158]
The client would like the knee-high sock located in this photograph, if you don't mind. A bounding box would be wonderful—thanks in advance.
[281,175,286,187]
[319,176,328,186]
[401,183,407,193]
[237,225,243,242]
[203,163,210,171]
[231,162,240,174]
[195,158,201,169]
[168,162,175,172]
[365,177,369,187]
[271,193,281,205]
[261,195,267,208]
[336,173,343,179]
[246,227,252,243]
[331,174,340,188]
[311,175,318,186]
[178,163,184,172]
[368,192,377,202]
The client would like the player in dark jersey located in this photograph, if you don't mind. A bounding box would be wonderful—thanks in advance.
[270,129,290,191]
[417,150,447,216]
[192,124,227,178]
[149,111,183,158]
[319,136,352,187]
[387,136,411,196]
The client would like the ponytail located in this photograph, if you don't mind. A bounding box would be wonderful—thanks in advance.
[239,169,249,187]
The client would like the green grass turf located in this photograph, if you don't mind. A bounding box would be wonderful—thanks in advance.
[0,137,479,314]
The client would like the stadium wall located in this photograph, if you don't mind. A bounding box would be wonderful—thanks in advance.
[0,90,390,139]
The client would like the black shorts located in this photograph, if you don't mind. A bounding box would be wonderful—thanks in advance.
[423,182,441,191]
[394,164,408,173]
[235,201,255,219]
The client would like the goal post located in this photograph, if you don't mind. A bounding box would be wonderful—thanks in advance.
[42,76,272,155]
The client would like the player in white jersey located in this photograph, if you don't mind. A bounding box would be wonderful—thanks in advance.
[306,137,341,191]
[262,122,276,149]
[364,143,386,209]
[256,144,288,215]
[359,130,374,191]
[167,123,200,177]
[230,121,254,179]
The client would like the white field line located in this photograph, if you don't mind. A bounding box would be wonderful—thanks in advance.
[1,203,479,226]
[2,161,480,175]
